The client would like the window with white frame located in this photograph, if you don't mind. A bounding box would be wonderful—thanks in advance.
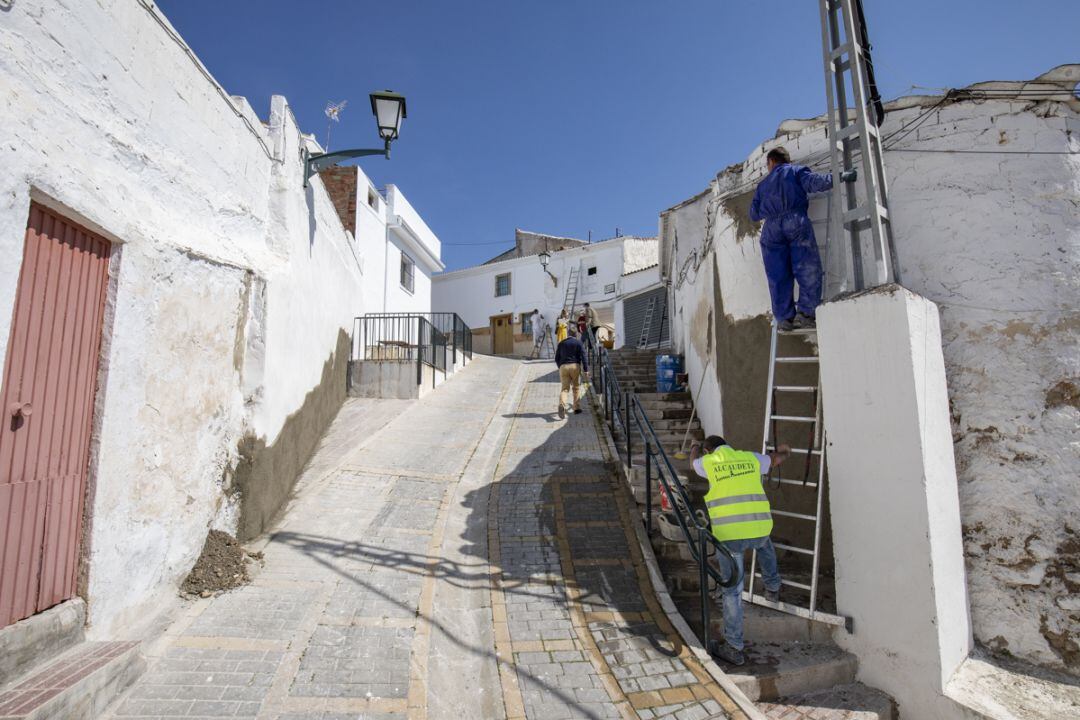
[495,273,511,297]
[400,253,415,293]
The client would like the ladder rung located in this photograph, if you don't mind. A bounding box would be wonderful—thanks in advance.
[753,573,813,592]
[766,446,822,456]
[770,477,820,489]
[774,386,817,392]
[775,357,818,364]
[771,509,818,521]
[771,415,816,423]
[836,121,864,141]
[829,41,854,62]
[843,202,890,225]
[773,542,815,556]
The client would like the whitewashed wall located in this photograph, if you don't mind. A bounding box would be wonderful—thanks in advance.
[660,78,1080,676]
[383,185,442,314]
[433,239,627,335]
[0,0,429,638]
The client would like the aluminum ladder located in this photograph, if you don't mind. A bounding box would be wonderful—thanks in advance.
[819,0,900,291]
[743,322,849,629]
[562,266,580,317]
[529,324,555,360]
[636,295,657,348]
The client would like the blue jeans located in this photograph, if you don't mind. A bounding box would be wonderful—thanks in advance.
[714,536,781,651]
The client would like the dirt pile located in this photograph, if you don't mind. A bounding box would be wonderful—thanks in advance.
[181,530,262,597]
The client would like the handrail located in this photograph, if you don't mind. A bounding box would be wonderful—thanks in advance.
[588,336,739,651]
[352,313,450,387]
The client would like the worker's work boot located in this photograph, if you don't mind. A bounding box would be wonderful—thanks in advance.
[708,639,746,666]
[793,312,816,329]
[765,588,780,603]
[777,317,796,332]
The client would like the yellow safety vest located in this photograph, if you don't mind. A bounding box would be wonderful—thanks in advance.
[701,446,772,542]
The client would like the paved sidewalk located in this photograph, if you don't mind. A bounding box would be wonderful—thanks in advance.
[105,356,744,720]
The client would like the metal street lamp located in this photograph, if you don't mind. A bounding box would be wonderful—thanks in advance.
[303,90,407,186]
[538,250,557,287]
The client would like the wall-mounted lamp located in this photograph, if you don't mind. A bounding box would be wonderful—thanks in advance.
[538,250,558,287]
[303,90,407,187]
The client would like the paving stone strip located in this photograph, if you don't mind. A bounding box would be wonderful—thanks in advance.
[103,357,746,720]
[486,363,745,720]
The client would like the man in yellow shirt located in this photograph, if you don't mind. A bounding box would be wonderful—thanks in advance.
[689,435,791,665]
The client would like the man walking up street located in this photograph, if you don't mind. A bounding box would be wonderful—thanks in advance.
[750,146,850,331]
[554,326,588,419]
[689,435,791,665]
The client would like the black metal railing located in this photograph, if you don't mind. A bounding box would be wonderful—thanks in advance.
[426,312,473,362]
[353,313,449,387]
[583,328,739,651]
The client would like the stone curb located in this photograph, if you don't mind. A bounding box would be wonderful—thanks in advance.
[589,399,769,720]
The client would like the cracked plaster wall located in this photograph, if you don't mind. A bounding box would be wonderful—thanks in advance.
[661,81,1080,675]
[0,0,387,638]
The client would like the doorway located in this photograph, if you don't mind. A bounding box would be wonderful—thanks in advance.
[491,314,513,355]
[0,202,112,628]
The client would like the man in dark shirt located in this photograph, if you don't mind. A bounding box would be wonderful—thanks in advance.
[554,326,588,419]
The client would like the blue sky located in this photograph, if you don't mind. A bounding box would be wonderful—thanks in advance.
[157,1,1079,270]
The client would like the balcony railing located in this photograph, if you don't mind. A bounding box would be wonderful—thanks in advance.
[352,312,473,387]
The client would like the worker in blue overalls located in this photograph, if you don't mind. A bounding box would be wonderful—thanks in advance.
[750,147,850,331]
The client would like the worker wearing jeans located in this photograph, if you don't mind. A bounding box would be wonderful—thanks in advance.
[750,146,834,331]
[554,326,588,419]
[690,436,791,666]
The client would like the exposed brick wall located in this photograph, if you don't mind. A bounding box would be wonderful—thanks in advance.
[318,166,358,234]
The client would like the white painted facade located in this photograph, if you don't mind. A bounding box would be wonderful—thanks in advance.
[818,287,972,720]
[432,236,658,351]
[659,67,1080,685]
[0,0,441,638]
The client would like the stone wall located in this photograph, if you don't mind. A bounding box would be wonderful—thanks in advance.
[660,67,1080,675]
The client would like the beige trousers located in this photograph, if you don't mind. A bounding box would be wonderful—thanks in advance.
[559,363,581,411]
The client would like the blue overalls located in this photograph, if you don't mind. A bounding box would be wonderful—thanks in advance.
[749,164,833,321]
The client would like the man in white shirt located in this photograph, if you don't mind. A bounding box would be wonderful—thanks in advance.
[530,309,545,348]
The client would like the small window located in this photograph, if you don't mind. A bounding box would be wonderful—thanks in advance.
[400,253,415,293]
[495,273,511,297]
[368,189,379,209]
[522,313,533,334]
[587,266,597,276]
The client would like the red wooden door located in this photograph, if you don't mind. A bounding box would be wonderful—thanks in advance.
[0,203,111,628]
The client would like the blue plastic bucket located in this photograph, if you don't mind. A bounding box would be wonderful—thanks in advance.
[655,355,684,393]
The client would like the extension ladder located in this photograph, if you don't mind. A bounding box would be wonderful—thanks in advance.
[637,295,657,348]
[743,322,848,629]
[562,266,580,317]
[819,0,901,290]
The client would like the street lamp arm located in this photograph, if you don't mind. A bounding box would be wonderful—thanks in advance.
[303,139,391,185]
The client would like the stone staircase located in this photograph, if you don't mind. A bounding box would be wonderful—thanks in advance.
[604,347,898,719]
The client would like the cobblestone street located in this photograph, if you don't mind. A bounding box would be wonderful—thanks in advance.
[104,356,743,720]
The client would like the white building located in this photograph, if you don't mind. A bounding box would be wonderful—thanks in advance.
[433,229,661,355]
[319,167,444,315]
[0,0,443,642]
[659,66,1080,717]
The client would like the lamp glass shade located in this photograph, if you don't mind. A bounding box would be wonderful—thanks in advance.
[538,250,550,269]
[370,91,406,141]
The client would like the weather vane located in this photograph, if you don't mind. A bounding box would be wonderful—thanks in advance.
[324,99,348,151]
